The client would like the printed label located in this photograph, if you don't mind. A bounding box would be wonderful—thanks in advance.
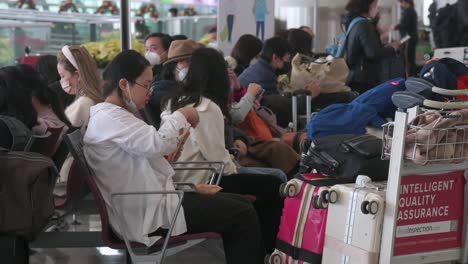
[394,171,465,256]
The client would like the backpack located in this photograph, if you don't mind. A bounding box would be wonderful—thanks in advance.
[0,147,58,240]
[0,115,32,151]
[419,58,468,101]
[325,17,366,58]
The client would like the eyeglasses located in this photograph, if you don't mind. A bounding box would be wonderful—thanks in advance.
[134,81,154,94]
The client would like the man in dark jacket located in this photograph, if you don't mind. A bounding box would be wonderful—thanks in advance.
[394,0,418,76]
[238,37,292,95]
[147,40,202,128]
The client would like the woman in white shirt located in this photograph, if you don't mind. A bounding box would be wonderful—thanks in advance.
[162,48,284,253]
[57,45,102,182]
[83,50,265,264]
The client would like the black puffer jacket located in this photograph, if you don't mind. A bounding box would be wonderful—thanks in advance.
[343,13,396,93]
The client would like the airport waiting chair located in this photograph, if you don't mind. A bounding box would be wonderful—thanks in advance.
[65,130,223,264]
[26,126,64,157]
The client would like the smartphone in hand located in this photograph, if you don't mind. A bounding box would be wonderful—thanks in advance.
[400,35,411,44]
[256,89,265,100]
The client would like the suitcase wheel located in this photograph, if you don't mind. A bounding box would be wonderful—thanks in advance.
[281,181,300,198]
[361,200,379,215]
[269,251,285,264]
[312,195,328,209]
[327,190,339,204]
[318,190,330,209]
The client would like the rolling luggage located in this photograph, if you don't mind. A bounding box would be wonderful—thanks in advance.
[322,180,386,264]
[267,173,346,264]
[301,134,389,181]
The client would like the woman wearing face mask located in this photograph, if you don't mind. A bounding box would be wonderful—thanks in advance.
[162,48,284,254]
[147,40,203,128]
[57,45,102,182]
[144,33,173,78]
[84,50,266,264]
[343,0,401,94]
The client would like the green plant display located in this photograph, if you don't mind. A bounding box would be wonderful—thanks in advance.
[82,38,144,68]
[0,38,14,67]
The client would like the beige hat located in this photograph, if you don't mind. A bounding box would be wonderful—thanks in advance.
[164,40,203,65]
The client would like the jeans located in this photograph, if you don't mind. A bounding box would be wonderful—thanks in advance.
[239,166,287,183]
[256,21,265,41]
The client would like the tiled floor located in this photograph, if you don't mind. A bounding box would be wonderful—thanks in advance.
[30,241,225,264]
[29,213,226,264]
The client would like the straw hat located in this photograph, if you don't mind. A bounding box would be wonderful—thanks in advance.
[164,40,203,65]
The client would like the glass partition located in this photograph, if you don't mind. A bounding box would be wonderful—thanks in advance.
[0,1,217,68]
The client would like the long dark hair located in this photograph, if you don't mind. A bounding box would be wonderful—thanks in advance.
[164,48,231,120]
[231,34,263,67]
[288,29,313,56]
[0,66,38,128]
[17,64,73,128]
[102,49,150,98]
[35,55,60,85]
[345,0,376,15]
[399,0,414,7]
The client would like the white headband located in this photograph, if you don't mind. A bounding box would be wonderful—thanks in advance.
[61,45,79,71]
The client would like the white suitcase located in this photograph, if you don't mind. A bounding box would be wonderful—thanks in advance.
[433,47,468,66]
[322,182,386,264]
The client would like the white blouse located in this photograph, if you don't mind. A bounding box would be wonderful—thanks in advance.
[161,97,238,184]
[84,102,190,246]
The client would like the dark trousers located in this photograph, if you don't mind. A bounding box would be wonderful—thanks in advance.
[227,15,234,42]
[0,236,29,264]
[219,173,284,253]
[183,192,265,264]
[407,40,417,76]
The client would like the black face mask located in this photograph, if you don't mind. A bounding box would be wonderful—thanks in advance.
[276,62,291,76]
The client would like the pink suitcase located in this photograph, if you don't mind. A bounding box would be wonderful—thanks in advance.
[267,173,345,264]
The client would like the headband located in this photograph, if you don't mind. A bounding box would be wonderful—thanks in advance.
[61,45,79,71]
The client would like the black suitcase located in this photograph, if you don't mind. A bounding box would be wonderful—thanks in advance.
[302,134,389,181]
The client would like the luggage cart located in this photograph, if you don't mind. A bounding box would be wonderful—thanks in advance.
[379,88,468,264]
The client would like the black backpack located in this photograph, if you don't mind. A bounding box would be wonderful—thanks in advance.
[301,134,389,181]
[0,115,32,151]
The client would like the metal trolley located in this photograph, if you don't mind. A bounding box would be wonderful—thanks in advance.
[379,80,468,264]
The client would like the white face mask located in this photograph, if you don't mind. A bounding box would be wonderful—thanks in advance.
[250,58,259,65]
[123,85,139,114]
[178,68,188,81]
[145,52,162,66]
[60,79,73,94]
[208,41,218,49]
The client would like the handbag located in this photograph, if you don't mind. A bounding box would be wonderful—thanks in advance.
[256,106,286,137]
[236,110,273,142]
[289,54,352,94]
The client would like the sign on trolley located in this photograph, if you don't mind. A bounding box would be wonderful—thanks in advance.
[394,171,465,256]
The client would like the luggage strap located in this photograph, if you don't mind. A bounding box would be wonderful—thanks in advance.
[276,239,322,263]
[294,174,349,186]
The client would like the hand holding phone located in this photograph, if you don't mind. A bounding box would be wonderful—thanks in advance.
[246,83,263,98]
